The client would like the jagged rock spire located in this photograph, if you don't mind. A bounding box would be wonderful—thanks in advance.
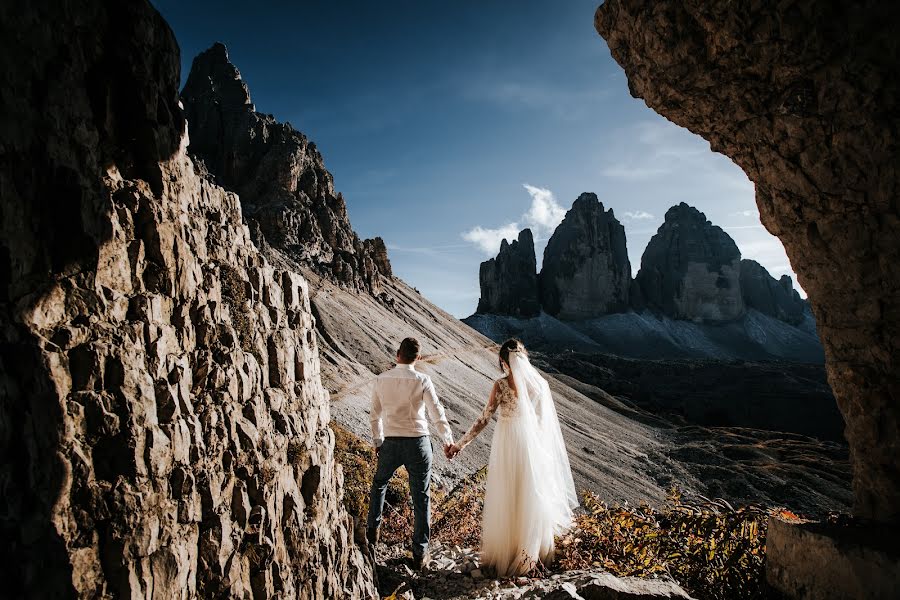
[181,43,391,293]
[477,229,541,317]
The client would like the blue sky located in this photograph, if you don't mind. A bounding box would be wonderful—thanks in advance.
[153,0,800,318]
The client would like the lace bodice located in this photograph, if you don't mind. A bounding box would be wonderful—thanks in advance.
[494,377,520,418]
[457,378,520,450]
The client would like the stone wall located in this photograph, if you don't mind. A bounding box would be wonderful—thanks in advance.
[596,0,900,521]
[0,0,375,597]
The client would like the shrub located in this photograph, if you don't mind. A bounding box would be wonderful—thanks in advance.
[556,488,771,600]
[219,263,262,363]
[431,468,487,548]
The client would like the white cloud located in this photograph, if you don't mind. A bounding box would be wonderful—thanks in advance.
[731,209,758,218]
[461,223,523,255]
[461,184,568,256]
[522,184,567,230]
[623,210,654,220]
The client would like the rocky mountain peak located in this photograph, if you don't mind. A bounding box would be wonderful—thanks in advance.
[539,193,631,319]
[740,259,806,325]
[476,228,540,317]
[183,42,253,109]
[635,202,744,322]
[181,44,390,294]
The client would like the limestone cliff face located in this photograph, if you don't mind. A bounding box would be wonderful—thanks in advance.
[635,203,745,323]
[182,43,391,294]
[740,259,805,325]
[0,1,375,597]
[596,0,900,521]
[476,229,541,317]
[539,193,631,319]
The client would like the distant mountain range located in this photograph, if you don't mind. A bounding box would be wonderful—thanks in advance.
[465,194,823,362]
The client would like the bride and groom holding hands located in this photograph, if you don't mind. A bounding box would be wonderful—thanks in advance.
[366,337,578,576]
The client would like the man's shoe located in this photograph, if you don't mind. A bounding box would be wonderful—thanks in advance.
[366,526,380,548]
[411,551,430,571]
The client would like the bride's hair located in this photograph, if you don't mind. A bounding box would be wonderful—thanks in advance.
[498,338,526,371]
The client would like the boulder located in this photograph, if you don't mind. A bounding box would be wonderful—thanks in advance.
[634,203,744,322]
[477,229,541,317]
[0,1,375,597]
[182,43,391,293]
[740,259,806,325]
[540,193,632,319]
[766,516,900,599]
[596,0,900,522]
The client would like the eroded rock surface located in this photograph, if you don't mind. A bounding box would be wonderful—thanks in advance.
[477,229,541,317]
[596,0,900,521]
[740,259,806,326]
[0,1,375,597]
[635,203,744,323]
[182,43,391,294]
[540,193,631,319]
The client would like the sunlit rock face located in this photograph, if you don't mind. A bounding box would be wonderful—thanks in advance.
[540,193,632,320]
[596,0,900,521]
[0,1,375,597]
[182,43,391,294]
[477,229,541,317]
[635,203,744,323]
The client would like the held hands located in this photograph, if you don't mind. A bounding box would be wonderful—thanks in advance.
[444,442,461,460]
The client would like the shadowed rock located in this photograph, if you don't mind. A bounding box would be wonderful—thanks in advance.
[0,1,375,597]
[477,228,540,317]
[540,193,631,319]
[740,259,806,326]
[635,203,744,323]
[596,0,900,522]
[182,43,391,294]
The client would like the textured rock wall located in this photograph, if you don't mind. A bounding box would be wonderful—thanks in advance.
[477,229,541,317]
[0,1,375,597]
[182,43,391,295]
[540,193,631,319]
[635,203,744,323]
[596,0,900,520]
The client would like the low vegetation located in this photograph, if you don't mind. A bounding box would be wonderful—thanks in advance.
[556,489,783,600]
[331,422,787,599]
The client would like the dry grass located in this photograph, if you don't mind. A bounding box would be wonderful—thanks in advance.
[219,263,263,364]
[556,488,776,600]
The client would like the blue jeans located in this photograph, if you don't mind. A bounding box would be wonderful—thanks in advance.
[367,436,433,558]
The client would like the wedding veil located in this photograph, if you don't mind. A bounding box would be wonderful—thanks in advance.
[507,349,579,529]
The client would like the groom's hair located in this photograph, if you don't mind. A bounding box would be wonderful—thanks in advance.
[397,337,420,363]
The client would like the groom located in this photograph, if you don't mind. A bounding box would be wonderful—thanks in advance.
[367,337,454,569]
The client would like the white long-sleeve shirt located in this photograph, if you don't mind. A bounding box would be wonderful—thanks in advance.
[370,363,454,448]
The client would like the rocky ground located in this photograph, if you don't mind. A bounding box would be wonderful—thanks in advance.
[373,542,694,600]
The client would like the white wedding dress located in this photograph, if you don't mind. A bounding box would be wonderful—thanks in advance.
[456,350,578,576]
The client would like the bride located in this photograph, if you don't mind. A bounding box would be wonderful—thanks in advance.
[447,338,578,576]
